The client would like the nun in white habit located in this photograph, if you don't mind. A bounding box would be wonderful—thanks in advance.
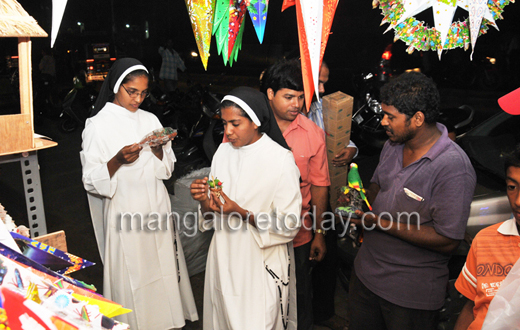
[191,86,302,330]
[80,58,198,329]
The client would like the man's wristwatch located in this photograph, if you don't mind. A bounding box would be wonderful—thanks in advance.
[315,229,327,236]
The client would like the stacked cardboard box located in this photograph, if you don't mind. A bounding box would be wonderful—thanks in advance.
[322,91,354,210]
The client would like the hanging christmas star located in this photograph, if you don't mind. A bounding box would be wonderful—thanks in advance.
[468,0,492,59]
[228,0,248,60]
[213,0,230,61]
[321,0,340,63]
[213,0,247,66]
[299,0,323,104]
[247,0,269,43]
[375,0,511,58]
[282,0,338,110]
[185,0,215,70]
[51,0,68,48]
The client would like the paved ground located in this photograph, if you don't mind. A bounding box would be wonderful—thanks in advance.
[183,271,349,330]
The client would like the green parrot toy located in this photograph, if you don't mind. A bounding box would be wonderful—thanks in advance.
[345,163,372,211]
[335,163,372,218]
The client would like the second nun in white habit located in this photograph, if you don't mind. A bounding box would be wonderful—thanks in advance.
[191,86,302,330]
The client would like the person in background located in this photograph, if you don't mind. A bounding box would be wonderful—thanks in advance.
[261,58,330,330]
[80,58,198,329]
[158,39,186,92]
[307,60,351,330]
[39,48,56,81]
[190,86,302,330]
[348,72,476,330]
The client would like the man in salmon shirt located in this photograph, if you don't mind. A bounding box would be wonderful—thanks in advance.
[261,58,330,330]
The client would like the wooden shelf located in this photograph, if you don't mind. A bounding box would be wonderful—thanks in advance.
[0,138,58,157]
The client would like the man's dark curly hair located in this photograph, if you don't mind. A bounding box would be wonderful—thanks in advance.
[380,72,440,124]
[260,58,303,95]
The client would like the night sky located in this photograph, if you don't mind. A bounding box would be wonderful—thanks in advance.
[10,0,406,67]
[5,0,520,94]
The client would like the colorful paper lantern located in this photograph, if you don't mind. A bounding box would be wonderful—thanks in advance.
[247,0,269,43]
[185,0,215,70]
[283,0,339,110]
[375,0,512,58]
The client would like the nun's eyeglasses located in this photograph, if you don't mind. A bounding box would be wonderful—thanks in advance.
[121,84,149,99]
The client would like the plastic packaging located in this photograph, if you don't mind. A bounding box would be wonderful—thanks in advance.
[481,257,520,329]
[139,127,177,147]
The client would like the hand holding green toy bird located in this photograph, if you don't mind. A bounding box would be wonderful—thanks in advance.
[345,163,372,211]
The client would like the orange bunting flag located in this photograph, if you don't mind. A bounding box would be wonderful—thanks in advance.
[282,0,339,111]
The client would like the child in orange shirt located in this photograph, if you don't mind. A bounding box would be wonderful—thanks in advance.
[454,145,520,330]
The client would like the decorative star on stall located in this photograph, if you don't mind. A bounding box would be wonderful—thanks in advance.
[51,0,68,48]
[282,0,339,111]
[247,0,269,43]
[185,0,215,70]
[375,0,513,58]
[213,0,247,66]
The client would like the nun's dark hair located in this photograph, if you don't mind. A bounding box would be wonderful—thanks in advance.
[220,100,252,122]
[107,69,149,103]
[121,69,149,86]
[91,58,149,117]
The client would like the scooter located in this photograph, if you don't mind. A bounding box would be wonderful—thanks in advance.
[149,82,223,178]
[175,87,223,178]
[59,72,97,133]
[33,74,65,125]
[350,64,476,154]
[350,72,388,154]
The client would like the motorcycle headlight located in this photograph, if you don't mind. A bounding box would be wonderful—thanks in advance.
[368,100,382,114]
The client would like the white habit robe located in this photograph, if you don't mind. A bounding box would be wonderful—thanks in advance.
[80,102,198,329]
[201,134,302,330]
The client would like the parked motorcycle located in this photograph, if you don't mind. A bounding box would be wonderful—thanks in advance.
[350,67,476,154]
[33,74,66,126]
[59,72,97,133]
[350,72,387,154]
[171,84,223,178]
[141,79,224,179]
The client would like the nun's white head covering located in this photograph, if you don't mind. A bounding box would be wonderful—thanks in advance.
[91,58,148,116]
[222,86,290,150]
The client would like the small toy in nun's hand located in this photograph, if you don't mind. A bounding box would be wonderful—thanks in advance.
[335,163,372,218]
[207,176,223,198]
[139,127,177,147]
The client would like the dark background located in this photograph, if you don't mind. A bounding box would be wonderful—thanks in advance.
[3,0,518,95]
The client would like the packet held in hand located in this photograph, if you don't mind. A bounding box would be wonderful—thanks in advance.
[139,127,177,147]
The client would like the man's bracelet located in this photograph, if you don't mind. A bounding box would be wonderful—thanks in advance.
[315,229,327,236]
